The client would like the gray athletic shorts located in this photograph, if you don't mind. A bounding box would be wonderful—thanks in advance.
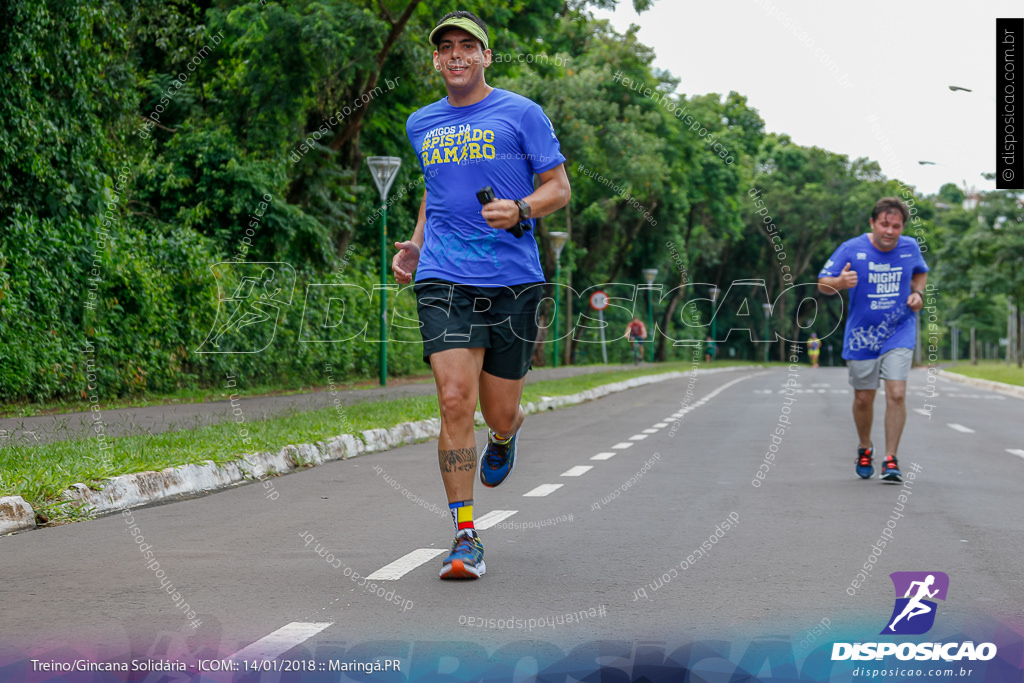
[847,347,913,390]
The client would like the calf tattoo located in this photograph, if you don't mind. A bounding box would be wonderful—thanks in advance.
[440,447,477,473]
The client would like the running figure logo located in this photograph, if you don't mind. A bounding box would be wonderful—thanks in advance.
[881,571,949,635]
[196,262,295,354]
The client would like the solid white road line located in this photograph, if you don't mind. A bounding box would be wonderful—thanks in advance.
[366,549,446,580]
[561,465,593,477]
[523,484,563,497]
[475,509,518,529]
[591,452,616,460]
[229,622,333,661]
[612,442,634,449]
[1006,449,1024,460]
[947,423,976,433]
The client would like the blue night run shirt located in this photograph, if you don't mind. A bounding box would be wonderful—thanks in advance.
[818,234,929,361]
[406,88,566,286]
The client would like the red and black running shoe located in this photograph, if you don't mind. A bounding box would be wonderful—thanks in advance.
[856,445,874,479]
[881,454,902,483]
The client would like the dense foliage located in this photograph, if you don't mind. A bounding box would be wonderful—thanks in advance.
[2,0,1019,403]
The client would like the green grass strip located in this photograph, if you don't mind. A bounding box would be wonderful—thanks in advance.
[942,361,1024,388]
[1,360,753,521]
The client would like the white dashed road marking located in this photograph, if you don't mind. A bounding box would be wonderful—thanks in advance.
[523,484,563,497]
[591,452,616,461]
[947,423,975,434]
[367,549,446,580]
[475,509,518,529]
[229,622,333,660]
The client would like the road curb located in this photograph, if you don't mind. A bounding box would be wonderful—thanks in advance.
[0,496,36,534]
[938,370,1024,400]
[5,365,756,532]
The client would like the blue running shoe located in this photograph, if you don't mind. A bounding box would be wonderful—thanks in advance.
[479,428,518,488]
[880,454,902,483]
[439,529,485,579]
[856,445,874,479]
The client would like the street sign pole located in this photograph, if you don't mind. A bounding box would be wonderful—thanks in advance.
[366,156,402,386]
[550,232,569,368]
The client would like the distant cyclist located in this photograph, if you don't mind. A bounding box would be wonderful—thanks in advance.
[807,332,821,368]
[626,317,647,364]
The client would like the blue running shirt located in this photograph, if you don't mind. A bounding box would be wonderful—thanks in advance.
[818,234,929,361]
[406,88,566,286]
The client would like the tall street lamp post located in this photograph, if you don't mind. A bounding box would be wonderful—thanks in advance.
[762,302,773,364]
[642,268,659,362]
[709,284,720,356]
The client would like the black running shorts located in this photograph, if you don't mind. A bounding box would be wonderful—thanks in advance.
[413,278,543,381]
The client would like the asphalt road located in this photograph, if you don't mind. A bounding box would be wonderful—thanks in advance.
[1,366,1021,681]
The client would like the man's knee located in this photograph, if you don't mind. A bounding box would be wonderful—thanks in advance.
[484,405,521,436]
[438,383,477,422]
[885,383,906,403]
[853,390,875,409]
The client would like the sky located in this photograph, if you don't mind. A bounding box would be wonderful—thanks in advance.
[591,0,1017,197]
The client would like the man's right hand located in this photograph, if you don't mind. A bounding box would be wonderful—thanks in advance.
[392,241,420,284]
[836,262,858,289]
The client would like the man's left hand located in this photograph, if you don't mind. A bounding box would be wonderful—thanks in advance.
[907,291,924,312]
[481,198,521,230]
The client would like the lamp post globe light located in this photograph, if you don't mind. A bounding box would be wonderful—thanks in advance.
[549,232,569,368]
[366,156,402,386]
[642,268,659,362]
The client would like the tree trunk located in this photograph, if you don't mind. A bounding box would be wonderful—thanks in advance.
[533,304,550,367]
[330,0,424,153]
[656,273,687,362]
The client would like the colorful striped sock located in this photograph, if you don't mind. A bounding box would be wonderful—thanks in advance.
[490,430,513,445]
[449,500,474,532]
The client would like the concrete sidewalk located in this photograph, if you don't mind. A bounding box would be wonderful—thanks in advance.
[0,364,639,448]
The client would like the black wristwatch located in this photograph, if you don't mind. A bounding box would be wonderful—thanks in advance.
[515,199,531,220]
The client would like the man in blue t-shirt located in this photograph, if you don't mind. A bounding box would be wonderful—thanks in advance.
[391,10,570,580]
[818,197,928,483]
